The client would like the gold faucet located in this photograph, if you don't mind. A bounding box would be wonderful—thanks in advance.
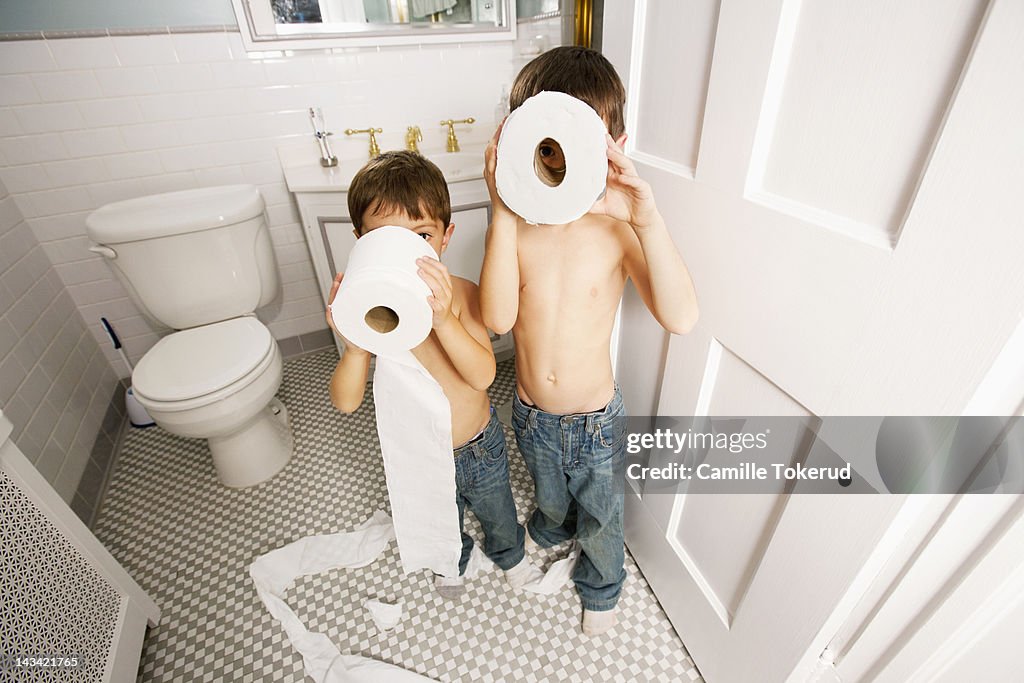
[439,117,475,153]
[344,127,383,158]
[405,126,423,153]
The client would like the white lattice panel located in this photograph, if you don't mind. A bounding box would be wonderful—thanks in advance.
[0,470,123,682]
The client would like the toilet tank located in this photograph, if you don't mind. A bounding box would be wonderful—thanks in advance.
[85,185,279,330]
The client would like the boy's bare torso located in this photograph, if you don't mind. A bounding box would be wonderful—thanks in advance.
[514,213,630,414]
[411,276,492,447]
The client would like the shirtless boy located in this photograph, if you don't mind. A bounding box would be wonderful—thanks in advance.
[327,151,536,597]
[480,47,699,634]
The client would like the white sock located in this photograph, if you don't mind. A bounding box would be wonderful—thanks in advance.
[504,559,544,589]
[582,608,618,636]
[434,575,465,599]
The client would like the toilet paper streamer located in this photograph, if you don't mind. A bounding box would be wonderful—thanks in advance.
[250,511,435,682]
[331,226,462,579]
[495,91,608,225]
[364,599,404,632]
[249,512,576,683]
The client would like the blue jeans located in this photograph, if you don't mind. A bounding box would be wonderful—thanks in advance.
[452,407,525,575]
[511,387,627,611]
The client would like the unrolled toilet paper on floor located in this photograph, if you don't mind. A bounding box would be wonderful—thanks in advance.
[250,511,578,682]
[364,599,404,632]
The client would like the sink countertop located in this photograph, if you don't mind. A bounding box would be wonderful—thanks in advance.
[282,145,486,193]
[284,163,360,193]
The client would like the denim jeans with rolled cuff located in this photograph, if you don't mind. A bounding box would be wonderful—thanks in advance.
[452,407,525,575]
[511,387,627,611]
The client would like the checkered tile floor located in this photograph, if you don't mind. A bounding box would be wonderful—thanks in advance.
[93,351,703,682]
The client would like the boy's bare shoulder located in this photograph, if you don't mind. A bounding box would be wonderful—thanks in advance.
[450,276,488,332]
[451,274,479,292]
[570,213,636,253]
[583,212,633,232]
[451,275,481,308]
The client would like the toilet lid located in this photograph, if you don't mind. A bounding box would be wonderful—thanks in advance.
[133,317,274,402]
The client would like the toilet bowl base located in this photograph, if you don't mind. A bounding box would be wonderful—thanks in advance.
[209,398,293,487]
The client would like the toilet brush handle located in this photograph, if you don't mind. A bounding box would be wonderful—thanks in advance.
[100,317,121,349]
[101,317,135,374]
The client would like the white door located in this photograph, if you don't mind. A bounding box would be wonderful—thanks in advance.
[603,1,1024,681]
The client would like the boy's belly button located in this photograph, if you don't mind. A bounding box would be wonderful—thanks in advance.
[547,373,557,383]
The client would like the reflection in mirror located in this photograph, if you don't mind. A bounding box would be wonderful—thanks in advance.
[272,0,323,23]
[272,0,501,26]
[233,0,514,50]
[517,0,560,21]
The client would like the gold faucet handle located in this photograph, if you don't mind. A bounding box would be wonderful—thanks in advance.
[344,127,383,158]
[406,126,423,153]
[439,118,475,153]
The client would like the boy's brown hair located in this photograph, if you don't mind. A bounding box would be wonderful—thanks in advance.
[347,150,451,235]
[509,46,626,138]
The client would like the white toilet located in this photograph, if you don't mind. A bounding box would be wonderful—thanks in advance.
[85,185,294,488]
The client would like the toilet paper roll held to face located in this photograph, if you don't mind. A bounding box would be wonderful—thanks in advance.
[331,226,438,357]
[495,91,609,225]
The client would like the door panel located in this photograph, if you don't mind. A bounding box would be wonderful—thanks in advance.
[750,0,987,244]
[632,0,721,173]
[673,346,816,621]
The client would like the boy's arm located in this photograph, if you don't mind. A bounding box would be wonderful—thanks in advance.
[325,273,371,413]
[479,121,520,334]
[417,258,496,391]
[621,214,698,335]
[593,135,699,334]
[329,347,371,413]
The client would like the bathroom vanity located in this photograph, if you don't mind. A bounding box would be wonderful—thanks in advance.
[281,143,512,358]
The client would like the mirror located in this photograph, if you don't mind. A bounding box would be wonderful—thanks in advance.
[231,0,515,51]
[517,0,561,21]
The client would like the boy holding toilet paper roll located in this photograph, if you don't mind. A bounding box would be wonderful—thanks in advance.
[326,151,540,598]
[480,47,699,636]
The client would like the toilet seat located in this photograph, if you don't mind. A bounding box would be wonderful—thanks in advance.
[133,316,275,410]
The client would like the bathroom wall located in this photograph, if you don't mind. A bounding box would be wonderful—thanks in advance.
[0,177,123,521]
[0,30,517,377]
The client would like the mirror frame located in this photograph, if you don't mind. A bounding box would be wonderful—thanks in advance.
[230,0,517,52]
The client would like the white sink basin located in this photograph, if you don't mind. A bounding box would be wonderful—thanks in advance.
[282,149,484,193]
[426,152,484,182]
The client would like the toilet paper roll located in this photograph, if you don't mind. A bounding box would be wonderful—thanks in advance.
[330,225,462,579]
[495,91,608,225]
[331,226,436,356]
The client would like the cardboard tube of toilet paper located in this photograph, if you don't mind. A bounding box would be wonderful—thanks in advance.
[331,226,462,578]
[495,91,609,225]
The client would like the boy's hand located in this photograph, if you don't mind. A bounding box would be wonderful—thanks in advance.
[416,256,455,328]
[325,272,368,356]
[589,134,661,231]
[484,118,516,221]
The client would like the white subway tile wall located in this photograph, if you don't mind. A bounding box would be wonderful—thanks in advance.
[0,178,121,510]
[0,32,517,376]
